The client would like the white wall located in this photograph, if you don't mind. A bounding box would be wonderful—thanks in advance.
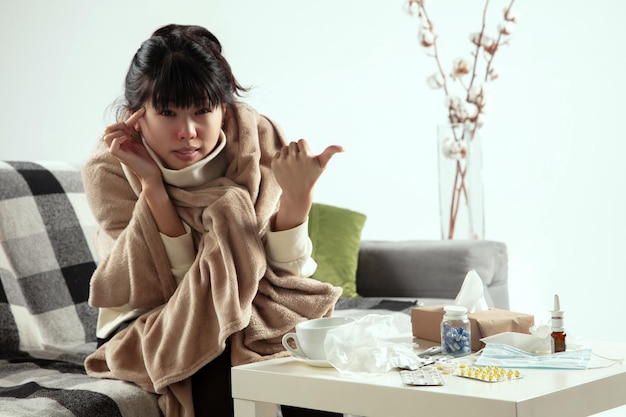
[2,0,626,358]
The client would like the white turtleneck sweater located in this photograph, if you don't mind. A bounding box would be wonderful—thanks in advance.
[96,131,317,339]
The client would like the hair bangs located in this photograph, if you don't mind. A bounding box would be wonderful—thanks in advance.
[150,53,222,111]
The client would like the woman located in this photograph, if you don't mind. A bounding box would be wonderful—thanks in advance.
[83,24,343,417]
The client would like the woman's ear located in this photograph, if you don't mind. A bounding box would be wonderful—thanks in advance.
[132,111,142,133]
[132,121,142,142]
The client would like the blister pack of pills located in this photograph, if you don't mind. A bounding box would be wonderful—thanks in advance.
[454,365,522,382]
[433,358,458,375]
[400,367,444,386]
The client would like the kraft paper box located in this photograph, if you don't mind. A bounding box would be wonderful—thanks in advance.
[411,305,535,352]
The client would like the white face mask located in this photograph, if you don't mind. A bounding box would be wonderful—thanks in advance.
[475,343,592,369]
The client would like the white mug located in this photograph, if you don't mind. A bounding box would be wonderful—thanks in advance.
[282,316,355,360]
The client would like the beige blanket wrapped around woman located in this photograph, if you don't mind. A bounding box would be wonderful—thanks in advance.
[82,103,342,417]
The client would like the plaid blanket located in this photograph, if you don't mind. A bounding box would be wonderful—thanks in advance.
[0,161,161,417]
[0,358,161,417]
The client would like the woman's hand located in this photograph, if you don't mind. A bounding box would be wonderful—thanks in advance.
[102,108,186,237]
[102,108,160,185]
[271,138,344,231]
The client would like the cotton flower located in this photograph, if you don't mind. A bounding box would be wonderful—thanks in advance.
[482,35,498,54]
[427,73,444,89]
[445,95,462,111]
[483,42,499,56]
[465,103,479,120]
[441,136,467,160]
[469,32,498,54]
[469,32,483,47]
[468,84,486,107]
[446,96,470,123]
[497,21,515,35]
[419,28,435,47]
[450,58,470,79]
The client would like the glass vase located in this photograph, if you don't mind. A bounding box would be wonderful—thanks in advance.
[437,123,484,240]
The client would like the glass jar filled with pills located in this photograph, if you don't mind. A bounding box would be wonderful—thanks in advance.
[441,305,471,356]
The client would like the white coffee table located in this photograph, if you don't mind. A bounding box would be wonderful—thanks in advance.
[231,339,626,417]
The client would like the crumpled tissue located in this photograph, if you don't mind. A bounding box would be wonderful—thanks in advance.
[324,314,427,376]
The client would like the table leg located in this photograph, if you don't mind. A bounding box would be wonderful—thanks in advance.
[233,399,276,417]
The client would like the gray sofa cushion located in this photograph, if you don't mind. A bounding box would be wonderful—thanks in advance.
[356,240,509,309]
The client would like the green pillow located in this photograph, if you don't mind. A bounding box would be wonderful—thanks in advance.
[308,203,367,298]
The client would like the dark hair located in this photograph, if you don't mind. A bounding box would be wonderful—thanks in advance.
[121,24,247,117]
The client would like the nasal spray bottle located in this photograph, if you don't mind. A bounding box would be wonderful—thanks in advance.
[550,294,566,353]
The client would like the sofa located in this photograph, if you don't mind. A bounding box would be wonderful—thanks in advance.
[0,160,508,417]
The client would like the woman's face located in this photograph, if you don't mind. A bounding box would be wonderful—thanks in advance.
[138,101,224,170]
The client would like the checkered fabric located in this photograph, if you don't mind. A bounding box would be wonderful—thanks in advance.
[0,161,98,362]
[0,358,162,417]
[0,161,161,417]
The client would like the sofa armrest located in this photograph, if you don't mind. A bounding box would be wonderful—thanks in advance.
[355,240,509,309]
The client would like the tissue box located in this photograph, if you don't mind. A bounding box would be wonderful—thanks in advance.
[411,306,535,351]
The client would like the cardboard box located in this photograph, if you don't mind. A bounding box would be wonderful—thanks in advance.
[411,305,535,352]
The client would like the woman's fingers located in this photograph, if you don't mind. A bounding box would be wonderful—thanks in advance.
[275,139,343,167]
[108,135,134,155]
[101,107,146,145]
[316,144,344,169]
[102,129,126,147]
[271,139,344,204]
[288,141,300,155]
[276,139,314,158]
[296,138,313,156]
[124,107,145,129]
